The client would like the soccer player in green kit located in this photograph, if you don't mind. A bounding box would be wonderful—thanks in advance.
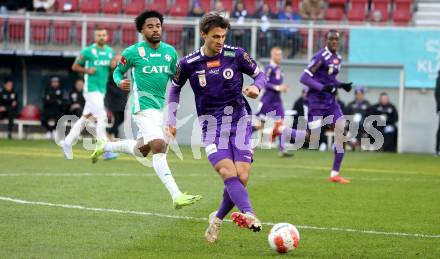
[62,27,118,161]
[91,11,202,209]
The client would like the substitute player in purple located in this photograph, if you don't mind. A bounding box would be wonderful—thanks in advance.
[254,46,293,157]
[299,29,353,184]
[167,12,265,243]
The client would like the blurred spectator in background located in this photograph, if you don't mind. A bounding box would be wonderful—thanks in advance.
[0,78,18,139]
[41,76,67,139]
[435,70,440,156]
[188,0,205,17]
[254,2,274,57]
[231,1,249,49]
[232,1,248,21]
[300,0,325,20]
[213,0,230,18]
[0,0,32,13]
[105,75,128,139]
[346,86,371,150]
[68,78,85,118]
[369,92,398,152]
[33,0,55,13]
[277,2,301,58]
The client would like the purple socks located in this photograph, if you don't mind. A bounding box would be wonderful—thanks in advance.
[221,176,254,216]
[215,188,235,220]
[332,144,345,171]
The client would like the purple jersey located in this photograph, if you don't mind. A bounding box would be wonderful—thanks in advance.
[261,62,283,104]
[171,45,265,123]
[302,47,342,109]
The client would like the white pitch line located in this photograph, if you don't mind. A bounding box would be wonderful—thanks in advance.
[0,149,433,176]
[1,173,439,183]
[0,196,439,239]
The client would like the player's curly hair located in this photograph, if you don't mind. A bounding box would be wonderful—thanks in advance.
[199,12,230,34]
[135,10,163,33]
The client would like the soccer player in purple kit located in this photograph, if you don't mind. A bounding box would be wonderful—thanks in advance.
[254,46,293,157]
[299,29,353,184]
[166,12,265,243]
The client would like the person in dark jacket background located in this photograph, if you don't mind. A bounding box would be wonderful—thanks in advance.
[68,78,85,118]
[0,78,18,139]
[369,92,398,152]
[41,76,67,139]
[105,76,128,139]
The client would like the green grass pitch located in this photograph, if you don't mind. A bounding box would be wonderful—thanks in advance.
[0,140,439,258]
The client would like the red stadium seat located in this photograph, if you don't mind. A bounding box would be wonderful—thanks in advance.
[101,0,123,14]
[53,21,72,44]
[325,7,345,21]
[8,19,25,41]
[264,0,278,14]
[223,0,233,12]
[392,0,413,24]
[371,0,391,21]
[0,18,3,41]
[145,0,167,14]
[242,0,256,15]
[31,20,50,43]
[290,0,300,12]
[124,0,145,15]
[79,0,101,13]
[328,0,347,7]
[200,0,211,12]
[164,25,183,46]
[121,23,138,46]
[347,0,368,22]
[19,105,41,121]
[56,0,79,12]
[168,1,190,17]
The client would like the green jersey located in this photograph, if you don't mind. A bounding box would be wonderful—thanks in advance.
[113,41,178,114]
[75,43,114,94]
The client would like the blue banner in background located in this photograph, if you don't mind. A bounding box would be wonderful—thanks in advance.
[349,28,440,88]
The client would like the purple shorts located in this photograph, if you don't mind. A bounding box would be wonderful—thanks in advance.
[307,103,344,129]
[256,101,284,120]
[203,120,253,166]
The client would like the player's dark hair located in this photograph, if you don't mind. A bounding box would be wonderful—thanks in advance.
[326,29,340,38]
[95,27,106,32]
[199,12,230,34]
[3,77,12,84]
[380,92,388,97]
[135,10,164,33]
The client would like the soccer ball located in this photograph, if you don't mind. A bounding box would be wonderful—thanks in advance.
[268,223,300,254]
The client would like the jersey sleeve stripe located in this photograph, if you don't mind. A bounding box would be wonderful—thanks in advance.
[304,69,313,77]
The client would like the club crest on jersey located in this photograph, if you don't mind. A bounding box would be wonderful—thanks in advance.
[223,68,234,79]
[207,60,221,68]
[165,54,171,62]
[138,47,146,58]
[333,58,339,65]
[198,74,207,87]
[92,48,98,57]
[328,65,334,75]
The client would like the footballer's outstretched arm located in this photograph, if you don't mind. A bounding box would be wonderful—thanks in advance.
[113,54,131,90]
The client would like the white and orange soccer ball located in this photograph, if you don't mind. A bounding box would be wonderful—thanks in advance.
[268,223,300,254]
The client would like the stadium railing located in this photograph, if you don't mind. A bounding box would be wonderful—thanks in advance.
[0,12,426,60]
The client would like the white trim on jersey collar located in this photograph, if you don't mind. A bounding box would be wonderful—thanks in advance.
[200,46,223,57]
